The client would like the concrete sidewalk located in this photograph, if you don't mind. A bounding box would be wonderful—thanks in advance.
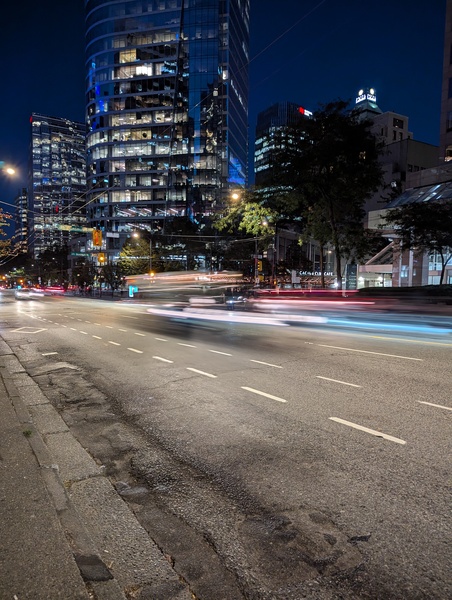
[0,340,191,600]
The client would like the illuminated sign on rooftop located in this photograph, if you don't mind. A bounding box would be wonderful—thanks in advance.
[298,106,313,117]
[355,88,376,104]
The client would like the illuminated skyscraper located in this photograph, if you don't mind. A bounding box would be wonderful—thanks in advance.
[28,114,87,259]
[84,0,250,260]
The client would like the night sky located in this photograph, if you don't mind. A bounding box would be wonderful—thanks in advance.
[0,0,446,232]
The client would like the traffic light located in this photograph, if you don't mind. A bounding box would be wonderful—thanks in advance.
[98,253,106,264]
[257,260,263,272]
[92,229,102,246]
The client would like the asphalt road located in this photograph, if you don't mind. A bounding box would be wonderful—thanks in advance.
[1,291,450,599]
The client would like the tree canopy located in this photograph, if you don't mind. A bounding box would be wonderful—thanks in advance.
[221,100,385,288]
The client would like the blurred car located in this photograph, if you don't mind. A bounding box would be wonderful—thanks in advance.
[43,286,66,295]
[225,295,248,309]
[15,288,45,300]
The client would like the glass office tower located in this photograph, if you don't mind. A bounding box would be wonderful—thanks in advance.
[29,114,87,259]
[84,0,249,258]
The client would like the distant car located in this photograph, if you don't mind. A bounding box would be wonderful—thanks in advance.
[225,295,247,309]
[15,288,45,300]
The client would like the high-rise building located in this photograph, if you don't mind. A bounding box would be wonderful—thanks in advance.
[254,101,311,186]
[28,114,87,259]
[84,0,250,262]
[14,187,28,254]
[439,0,452,162]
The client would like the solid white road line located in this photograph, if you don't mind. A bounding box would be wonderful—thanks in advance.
[178,343,197,348]
[241,386,287,403]
[250,359,283,368]
[152,356,173,363]
[187,367,217,378]
[316,376,362,388]
[42,352,58,356]
[318,344,422,361]
[418,400,452,411]
[209,350,232,356]
[108,341,120,346]
[329,417,406,445]
[127,348,143,354]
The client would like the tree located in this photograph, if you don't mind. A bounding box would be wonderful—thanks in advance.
[72,260,96,290]
[384,201,452,284]
[100,263,125,293]
[118,237,151,275]
[0,208,24,266]
[37,245,69,285]
[266,100,385,288]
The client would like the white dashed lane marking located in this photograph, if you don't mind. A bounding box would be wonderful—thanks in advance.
[153,356,173,363]
[418,401,452,411]
[241,387,287,403]
[329,417,406,445]
[316,376,362,388]
[250,359,282,369]
[187,368,217,378]
[318,344,422,361]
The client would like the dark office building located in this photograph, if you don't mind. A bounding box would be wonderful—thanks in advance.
[28,114,87,259]
[84,0,250,261]
[254,101,311,186]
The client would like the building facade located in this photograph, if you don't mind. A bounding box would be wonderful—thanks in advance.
[254,101,311,186]
[439,0,452,162]
[84,0,250,262]
[28,114,87,259]
[355,88,439,217]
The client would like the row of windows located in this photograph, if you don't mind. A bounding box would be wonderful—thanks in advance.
[86,0,179,30]
[87,30,178,56]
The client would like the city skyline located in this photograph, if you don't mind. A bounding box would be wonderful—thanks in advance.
[0,0,446,222]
